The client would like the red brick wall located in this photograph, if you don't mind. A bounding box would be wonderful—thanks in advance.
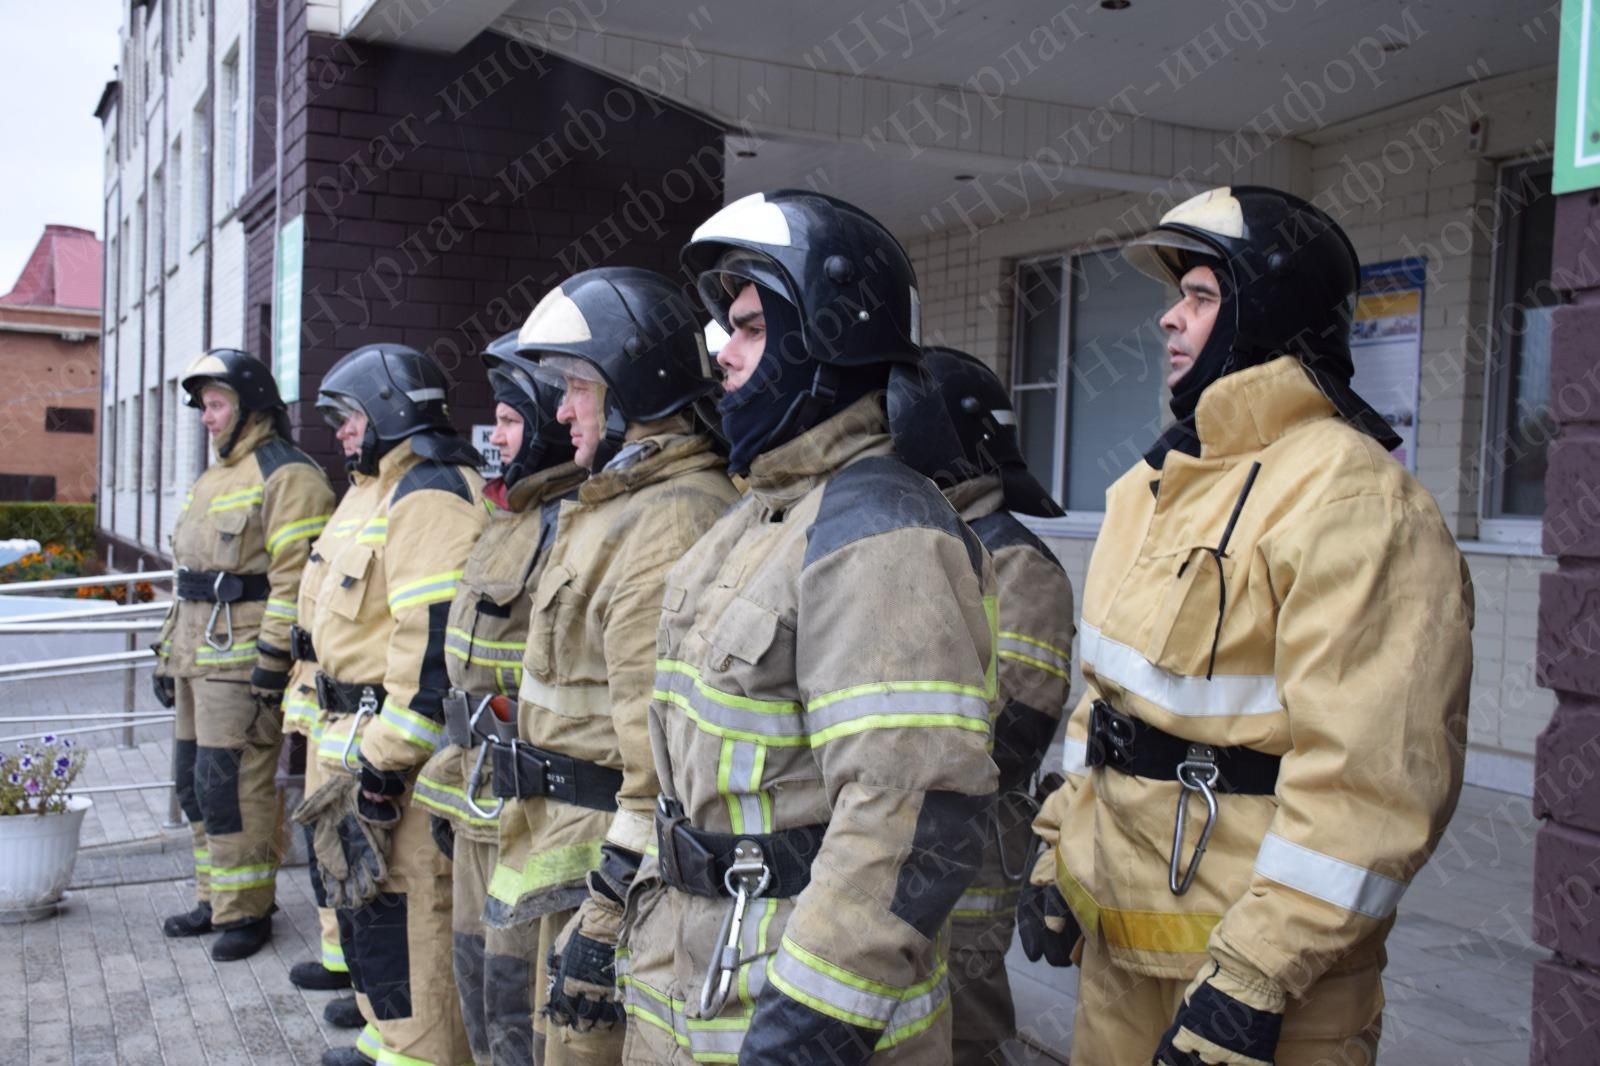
[253,3,724,482]
[1531,195,1600,1063]
[0,316,101,503]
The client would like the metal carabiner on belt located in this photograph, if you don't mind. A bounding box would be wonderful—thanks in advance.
[204,572,234,651]
[463,694,506,820]
[699,840,771,1018]
[1168,744,1220,896]
[996,785,1045,884]
[339,687,380,775]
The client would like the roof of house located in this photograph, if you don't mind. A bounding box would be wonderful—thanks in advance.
[0,226,103,311]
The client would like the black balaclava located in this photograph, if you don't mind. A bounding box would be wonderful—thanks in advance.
[1144,252,1252,469]
[490,373,542,487]
[718,285,884,475]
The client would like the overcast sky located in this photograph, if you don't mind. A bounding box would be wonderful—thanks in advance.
[0,0,123,292]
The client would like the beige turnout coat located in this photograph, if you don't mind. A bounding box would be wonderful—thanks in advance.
[1034,356,1473,1007]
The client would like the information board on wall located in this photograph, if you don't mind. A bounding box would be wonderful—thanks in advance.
[1556,0,1600,193]
[472,424,501,480]
[1350,258,1426,471]
[272,215,304,404]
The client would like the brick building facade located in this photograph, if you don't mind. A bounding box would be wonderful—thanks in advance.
[0,225,103,504]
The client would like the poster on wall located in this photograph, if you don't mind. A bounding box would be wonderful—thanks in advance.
[472,424,502,479]
[1351,258,1425,471]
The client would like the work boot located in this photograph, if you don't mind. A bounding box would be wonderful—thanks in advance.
[211,915,272,961]
[320,1046,375,1066]
[289,960,352,990]
[161,902,213,937]
[323,995,364,1030]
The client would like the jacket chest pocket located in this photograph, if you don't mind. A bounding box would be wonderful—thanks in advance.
[703,594,793,701]
[211,508,251,571]
[527,564,589,685]
[326,544,375,622]
[1142,546,1230,680]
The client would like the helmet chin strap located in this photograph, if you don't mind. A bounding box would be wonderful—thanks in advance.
[217,410,247,460]
[348,424,381,476]
[588,403,630,471]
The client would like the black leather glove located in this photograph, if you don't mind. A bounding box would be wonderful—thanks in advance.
[429,815,455,861]
[1152,962,1284,1066]
[1017,877,1080,967]
[359,759,409,798]
[544,925,624,1032]
[250,646,291,703]
[152,673,176,709]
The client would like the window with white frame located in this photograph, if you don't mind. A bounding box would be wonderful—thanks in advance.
[119,397,135,490]
[127,205,143,307]
[168,137,183,265]
[1482,158,1559,537]
[104,403,116,489]
[147,169,164,285]
[190,98,209,246]
[107,234,120,321]
[222,44,246,209]
[1011,248,1171,517]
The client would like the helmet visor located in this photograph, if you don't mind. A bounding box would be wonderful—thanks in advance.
[694,249,793,329]
[529,352,607,391]
[317,392,366,432]
[1122,229,1222,289]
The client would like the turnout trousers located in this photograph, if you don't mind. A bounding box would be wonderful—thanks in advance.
[172,675,282,926]
[1070,931,1383,1066]
[334,779,470,1066]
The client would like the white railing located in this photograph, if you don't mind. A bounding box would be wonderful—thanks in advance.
[0,567,180,823]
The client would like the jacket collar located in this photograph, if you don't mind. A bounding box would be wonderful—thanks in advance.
[507,461,586,513]
[944,474,1003,523]
[1194,355,1337,458]
[216,415,274,467]
[353,436,423,487]
[578,431,725,505]
[745,393,891,512]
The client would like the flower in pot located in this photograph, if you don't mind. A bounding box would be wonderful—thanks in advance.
[0,735,91,921]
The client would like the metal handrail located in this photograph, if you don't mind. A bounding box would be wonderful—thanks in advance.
[0,716,174,745]
[70,781,176,795]
[0,600,171,624]
[0,621,164,633]
[0,648,153,679]
[0,569,175,595]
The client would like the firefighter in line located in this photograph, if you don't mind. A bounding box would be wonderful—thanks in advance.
[411,330,586,1065]
[485,267,737,1065]
[155,348,334,962]
[1021,186,1473,1065]
[617,190,999,1065]
[291,343,486,1066]
[886,347,1075,1065]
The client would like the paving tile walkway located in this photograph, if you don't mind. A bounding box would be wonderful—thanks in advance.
[0,769,1540,1065]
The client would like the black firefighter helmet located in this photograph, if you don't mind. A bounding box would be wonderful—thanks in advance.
[887,346,1064,518]
[1122,184,1400,450]
[180,348,291,458]
[316,342,478,475]
[682,188,921,367]
[516,266,718,470]
[480,330,576,486]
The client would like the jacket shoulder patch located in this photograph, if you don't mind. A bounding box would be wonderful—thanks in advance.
[970,511,1063,569]
[254,439,318,480]
[804,456,983,573]
[394,461,473,506]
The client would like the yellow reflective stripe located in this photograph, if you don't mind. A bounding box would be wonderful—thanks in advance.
[444,627,525,667]
[195,640,259,665]
[330,518,361,537]
[210,863,276,891]
[265,599,298,620]
[193,847,211,875]
[356,1025,382,1060]
[951,885,1019,919]
[377,698,444,752]
[321,937,348,972]
[486,839,603,905]
[388,570,463,612]
[767,936,907,1029]
[357,517,388,545]
[413,772,500,829]
[283,696,318,734]
[999,630,1071,681]
[616,953,751,1062]
[519,672,610,717]
[209,486,264,512]
[1055,851,1217,954]
[806,680,992,746]
[266,514,329,556]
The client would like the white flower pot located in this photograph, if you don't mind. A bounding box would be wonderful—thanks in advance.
[0,795,92,922]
